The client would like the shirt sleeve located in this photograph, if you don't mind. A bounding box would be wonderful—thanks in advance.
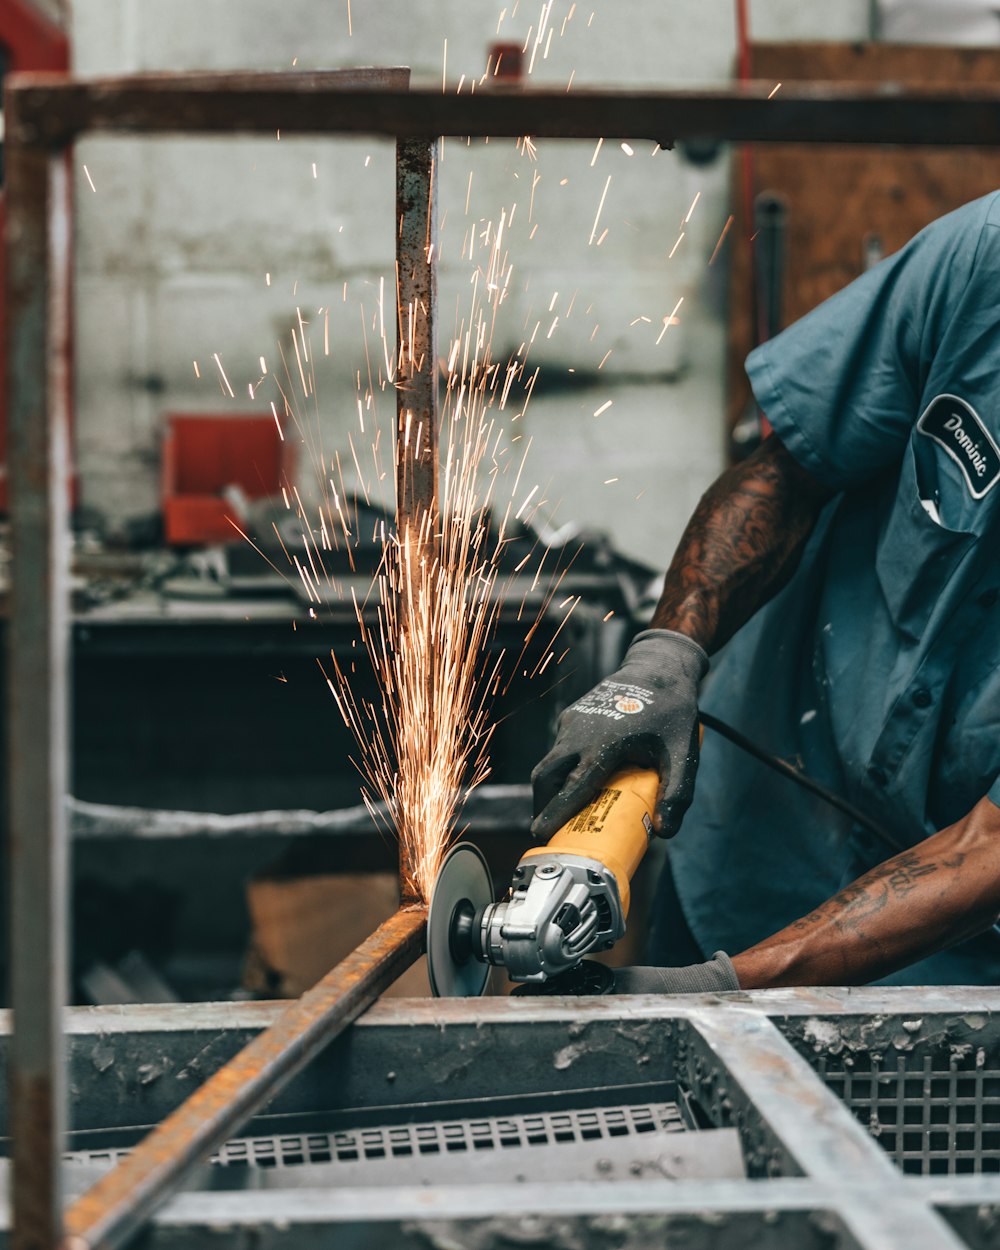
[989,775,1000,810]
[746,195,996,492]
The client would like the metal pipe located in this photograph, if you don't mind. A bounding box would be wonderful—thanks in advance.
[394,135,440,903]
[13,76,1000,148]
[5,89,72,1250]
[62,906,426,1250]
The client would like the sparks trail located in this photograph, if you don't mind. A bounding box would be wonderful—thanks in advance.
[223,50,720,899]
[261,198,579,904]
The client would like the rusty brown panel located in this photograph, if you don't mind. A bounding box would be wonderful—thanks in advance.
[64,907,426,1250]
[726,43,1000,436]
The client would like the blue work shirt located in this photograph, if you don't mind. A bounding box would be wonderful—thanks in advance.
[665,192,1000,985]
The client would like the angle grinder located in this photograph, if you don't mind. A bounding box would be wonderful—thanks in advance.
[426,766,658,996]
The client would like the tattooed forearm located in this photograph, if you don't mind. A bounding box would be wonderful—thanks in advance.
[791,851,940,934]
[732,796,1000,989]
[651,434,834,651]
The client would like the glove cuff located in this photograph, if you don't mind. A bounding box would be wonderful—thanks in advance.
[703,951,739,992]
[630,628,709,679]
[610,951,739,995]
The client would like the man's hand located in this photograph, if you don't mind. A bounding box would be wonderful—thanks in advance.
[531,629,708,839]
[530,435,831,844]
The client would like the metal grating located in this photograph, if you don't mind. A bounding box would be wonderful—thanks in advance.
[68,1101,689,1173]
[819,1049,1000,1175]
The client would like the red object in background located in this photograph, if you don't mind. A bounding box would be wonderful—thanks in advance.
[0,0,71,512]
[487,42,524,83]
[162,414,295,546]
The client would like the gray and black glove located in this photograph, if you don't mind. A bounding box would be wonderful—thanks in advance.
[611,953,739,995]
[530,629,709,839]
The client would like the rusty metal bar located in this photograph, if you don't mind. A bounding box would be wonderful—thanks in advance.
[5,87,72,1250]
[12,76,1000,148]
[63,906,426,1250]
[394,135,440,903]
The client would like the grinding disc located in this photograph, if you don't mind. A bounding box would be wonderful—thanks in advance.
[427,842,492,998]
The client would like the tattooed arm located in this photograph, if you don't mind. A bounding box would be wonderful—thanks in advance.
[532,432,836,837]
[731,795,1000,987]
[651,433,835,650]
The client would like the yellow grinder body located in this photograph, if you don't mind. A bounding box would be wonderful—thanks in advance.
[519,765,659,919]
[426,765,661,995]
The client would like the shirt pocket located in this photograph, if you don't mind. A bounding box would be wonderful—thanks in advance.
[875,435,979,641]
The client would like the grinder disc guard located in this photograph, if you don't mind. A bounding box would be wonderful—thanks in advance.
[427,842,492,997]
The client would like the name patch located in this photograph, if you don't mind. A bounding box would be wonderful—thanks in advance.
[916,394,1000,499]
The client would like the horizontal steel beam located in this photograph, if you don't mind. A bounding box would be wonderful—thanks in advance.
[62,907,426,1250]
[10,74,1000,147]
[52,1177,973,1250]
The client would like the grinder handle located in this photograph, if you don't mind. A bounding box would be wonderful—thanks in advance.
[521,765,659,920]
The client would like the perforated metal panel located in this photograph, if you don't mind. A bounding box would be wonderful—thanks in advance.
[67,1101,695,1175]
[819,1050,1000,1175]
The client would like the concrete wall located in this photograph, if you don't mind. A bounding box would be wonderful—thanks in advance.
[71,0,870,564]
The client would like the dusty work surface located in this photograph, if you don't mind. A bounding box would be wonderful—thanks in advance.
[0,988,997,1248]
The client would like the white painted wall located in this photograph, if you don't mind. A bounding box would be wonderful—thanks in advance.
[71,0,870,564]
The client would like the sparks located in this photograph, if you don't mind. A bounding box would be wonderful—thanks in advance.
[274,206,573,902]
[656,296,685,345]
[589,176,611,245]
[709,214,735,266]
[213,353,235,398]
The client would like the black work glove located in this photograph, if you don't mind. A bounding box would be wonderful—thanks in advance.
[612,953,739,994]
[531,629,709,839]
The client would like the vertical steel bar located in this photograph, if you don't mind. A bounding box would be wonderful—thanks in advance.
[5,92,72,1250]
[394,135,439,903]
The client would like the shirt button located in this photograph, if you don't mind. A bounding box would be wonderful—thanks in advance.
[868,765,888,787]
[912,688,932,708]
[979,588,998,608]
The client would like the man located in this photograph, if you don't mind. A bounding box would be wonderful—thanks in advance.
[531,192,1000,992]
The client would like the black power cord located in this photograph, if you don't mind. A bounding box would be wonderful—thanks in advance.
[698,710,905,854]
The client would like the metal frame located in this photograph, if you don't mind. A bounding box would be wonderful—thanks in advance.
[3,988,1000,1248]
[8,69,1000,1249]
